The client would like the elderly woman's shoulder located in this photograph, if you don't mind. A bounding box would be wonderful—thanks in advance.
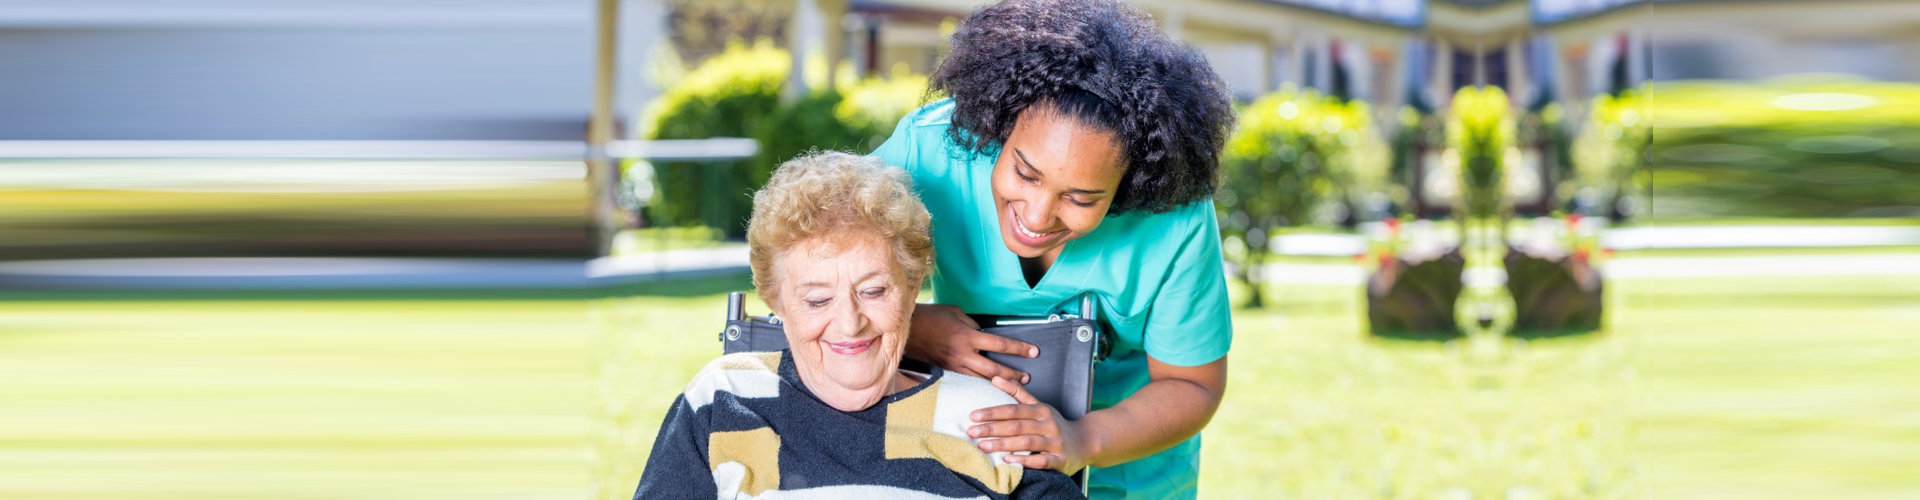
[699,351,784,373]
[678,351,786,408]
[931,371,1018,416]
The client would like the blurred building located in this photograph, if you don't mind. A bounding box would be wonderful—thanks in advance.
[740,0,1661,220]
[7,0,1913,142]
[0,0,594,140]
[765,0,1660,126]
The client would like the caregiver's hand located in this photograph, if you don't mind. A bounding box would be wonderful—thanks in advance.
[908,303,1037,383]
[969,376,1094,474]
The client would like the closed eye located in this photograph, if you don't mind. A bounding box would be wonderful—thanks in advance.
[1014,165,1039,184]
[860,287,887,299]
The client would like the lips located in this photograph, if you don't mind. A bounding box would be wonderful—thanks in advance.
[825,338,874,355]
[1007,206,1066,248]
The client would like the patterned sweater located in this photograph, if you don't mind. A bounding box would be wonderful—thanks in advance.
[635,350,1083,499]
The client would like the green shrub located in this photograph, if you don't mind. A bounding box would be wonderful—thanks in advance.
[747,92,872,200]
[1217,87,1379,307]
[639,41,786,234]
[750,71,932,204]
[1447,86,1517,220]
[833,68,931,144]
[1641,77,1920,218]
[638,42,929,237]
[1570,91,1648,218]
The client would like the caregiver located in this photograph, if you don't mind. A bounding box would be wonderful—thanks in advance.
[871,0,1237,498]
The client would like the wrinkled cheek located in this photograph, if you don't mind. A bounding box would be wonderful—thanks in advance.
[788,322,827,348]
[884,335,908,366]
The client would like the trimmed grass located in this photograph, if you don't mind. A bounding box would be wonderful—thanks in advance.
[4,252,1916,499]
[599,267,1920,499]
[0,299,590,500]
[1621,275,1920,499]
[1196,286,1635,499]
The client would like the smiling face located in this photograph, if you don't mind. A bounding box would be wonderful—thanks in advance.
[770,230,919,412]
[991,106,1126,265]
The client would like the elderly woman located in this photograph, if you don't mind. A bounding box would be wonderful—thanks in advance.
[635,152,1081,499]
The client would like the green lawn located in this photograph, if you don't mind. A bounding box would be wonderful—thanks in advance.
[0,298,591,500]
[4,252,1916,499]
[1622,274,1920,499]
[597,256,1920,499]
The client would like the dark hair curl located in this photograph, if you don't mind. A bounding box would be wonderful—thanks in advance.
[930,0,1235,214]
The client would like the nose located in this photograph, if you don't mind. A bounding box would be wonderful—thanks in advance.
[1024,196,1058,232]
[827,293,868,338]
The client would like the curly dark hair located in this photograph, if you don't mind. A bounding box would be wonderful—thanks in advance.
[930,0,1235,214]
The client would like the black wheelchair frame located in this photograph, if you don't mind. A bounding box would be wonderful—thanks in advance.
[718,291,1108,489]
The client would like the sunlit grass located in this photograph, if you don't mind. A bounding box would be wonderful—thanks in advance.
[0,299,590,500]
[597,262,1920,500]
[1198,284,1633,499]
[5,252,1916,499]
[1621,274,1920,499]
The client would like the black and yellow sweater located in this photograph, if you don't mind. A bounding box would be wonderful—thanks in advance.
[634,350,1083,499]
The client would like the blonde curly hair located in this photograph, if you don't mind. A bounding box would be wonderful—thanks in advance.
[747,151,934,306]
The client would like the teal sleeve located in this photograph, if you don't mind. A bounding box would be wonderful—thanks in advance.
[870,108,921,170]
[1141,200,1234,367]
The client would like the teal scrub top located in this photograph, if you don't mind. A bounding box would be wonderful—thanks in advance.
[873,99,1234,500]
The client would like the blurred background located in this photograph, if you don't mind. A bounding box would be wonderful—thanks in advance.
[3,0,1916,499]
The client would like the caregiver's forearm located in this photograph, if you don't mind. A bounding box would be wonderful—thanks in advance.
[1078,356,1228,468]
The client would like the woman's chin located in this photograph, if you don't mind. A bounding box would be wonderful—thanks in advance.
[827,369,888,395]
[816,378,889,411]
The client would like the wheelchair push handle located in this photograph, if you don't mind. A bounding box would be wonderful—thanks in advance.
[721,290,1100,358]
[727,292,1091,324]
[724,291,780,324]
[1079,293,1097,323]
[726,292,745,322]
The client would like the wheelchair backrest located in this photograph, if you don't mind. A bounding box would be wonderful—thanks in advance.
[718,292,1105,420]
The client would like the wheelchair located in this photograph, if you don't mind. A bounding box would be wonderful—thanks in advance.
[719,291,1108,488]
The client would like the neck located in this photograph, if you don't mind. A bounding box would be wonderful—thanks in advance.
[1019,248,1059,288]
[1019,257,1045,288]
